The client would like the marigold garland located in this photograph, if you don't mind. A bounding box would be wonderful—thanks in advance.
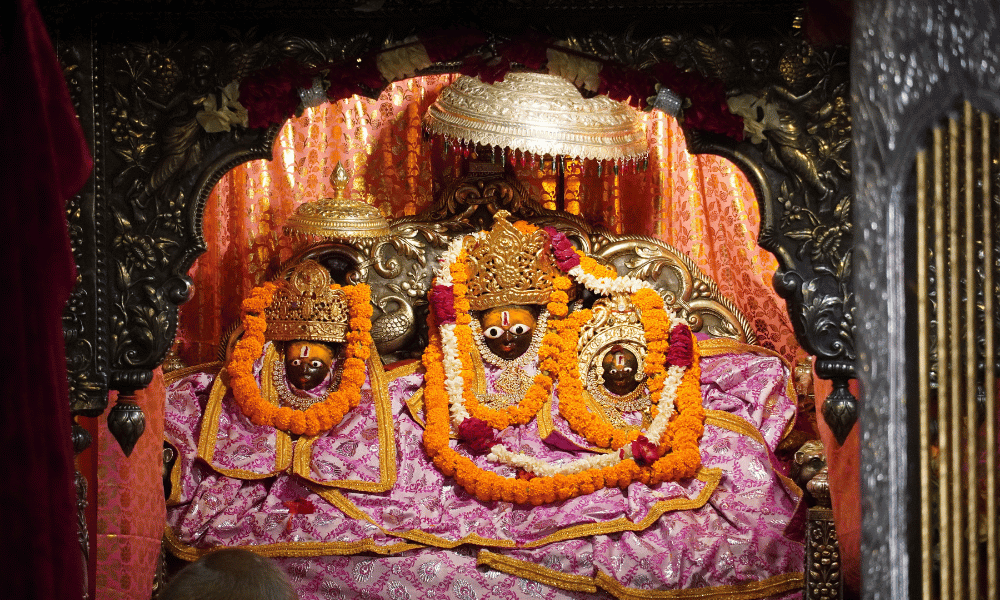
[421,221,707,504]
[552,287,686,451]
[228,281,374,437]
[446,244,552,430]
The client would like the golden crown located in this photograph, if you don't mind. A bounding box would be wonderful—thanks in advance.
[264,260,349,343]
[463,211,560,311]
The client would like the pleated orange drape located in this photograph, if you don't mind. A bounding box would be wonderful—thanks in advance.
[174,75,804,368]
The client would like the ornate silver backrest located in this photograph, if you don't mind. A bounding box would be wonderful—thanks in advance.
[282,167,756,363]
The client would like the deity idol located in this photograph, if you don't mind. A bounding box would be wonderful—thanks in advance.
[301,212,808,599]
[163,259,406,559]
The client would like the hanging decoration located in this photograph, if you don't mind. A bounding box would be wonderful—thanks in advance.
[423,72,647,170]
[230,27,743,141]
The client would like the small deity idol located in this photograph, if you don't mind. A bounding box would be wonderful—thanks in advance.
[576,294,653,432]
[164,259,398,560]
[270,339,345,412]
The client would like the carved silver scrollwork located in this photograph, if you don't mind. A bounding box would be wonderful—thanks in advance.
[596,238,755,344]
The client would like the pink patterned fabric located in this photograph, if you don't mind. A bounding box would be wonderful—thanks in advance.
[165,345,804,599]
[95,371,167,600]
[165,352,396,551]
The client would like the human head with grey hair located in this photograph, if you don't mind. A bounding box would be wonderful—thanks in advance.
[159,548,297,600]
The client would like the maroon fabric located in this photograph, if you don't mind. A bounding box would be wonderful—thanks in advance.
[803,0,853,48]
[1,1,92,598]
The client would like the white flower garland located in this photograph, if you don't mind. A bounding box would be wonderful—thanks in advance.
[566,263,652,295]
[432,231,694,478]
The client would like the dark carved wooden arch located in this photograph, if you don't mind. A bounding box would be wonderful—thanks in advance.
[45,0,853,481]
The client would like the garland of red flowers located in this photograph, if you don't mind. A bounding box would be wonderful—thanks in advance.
[227,281,374,436]
[236,28,742,140]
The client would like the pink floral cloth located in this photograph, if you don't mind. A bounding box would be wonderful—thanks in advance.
[165,345,399,553]
[165,344,804,599]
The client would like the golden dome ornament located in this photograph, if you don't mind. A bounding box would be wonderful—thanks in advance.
[283,162,390,243]
[424,72,648,170]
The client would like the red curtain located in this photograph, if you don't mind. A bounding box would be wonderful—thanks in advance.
[1,0,92,598]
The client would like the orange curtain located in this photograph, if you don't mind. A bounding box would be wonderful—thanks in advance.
[175,75,805,368]
[89,371,166,600]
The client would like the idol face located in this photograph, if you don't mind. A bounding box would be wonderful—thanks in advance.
[479,306,537,360]
[601,347,641,396]
[284,341,335,390]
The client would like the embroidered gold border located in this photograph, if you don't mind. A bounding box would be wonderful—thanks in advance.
[704,411,803,499]
[165,365,225,506]
[477,551,804,599]
[537,398,554,438]
[305,482,384,523]
[197,345,396,490]
[405,388,427,428]
[470,344,489,394]
[163,524,422,561]
[383,467,722,550]
[386,359,421,380]
[196,355,293,480]
[165,440,184,506]
[697,339,800,444]
[291,349,398,492]
[595,571,804,600]
[477,551,599,593]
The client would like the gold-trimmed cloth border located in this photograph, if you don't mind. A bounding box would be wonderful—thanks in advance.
[596,571,804,600]
[291,350,398,492]
[404,388,427,428]
[197,357,293,480]
[385,359,421,381]
[697,338,800,445]
[165,439,184,506]
[195,345,396,491]
[704,410,803,500]
[478,550,804,600]
[477,550,599,593]
[164,361,222,386]
[163,524,423,562]
[380,467,722,550]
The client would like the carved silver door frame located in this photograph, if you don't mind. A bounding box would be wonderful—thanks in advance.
[853,1,1000,597]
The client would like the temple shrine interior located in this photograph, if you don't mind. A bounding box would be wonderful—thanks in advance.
[8,1,1000,599]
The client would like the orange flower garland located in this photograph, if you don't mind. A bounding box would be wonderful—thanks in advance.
[552,287,680,451]
[421,222,707,504]
[448,247,553,430]
[228,281,374,437]
[424,314,645,505]
[422,309,705,503]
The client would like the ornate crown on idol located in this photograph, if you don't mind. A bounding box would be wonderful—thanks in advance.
[463,210,560,311]
[265,260,349,343]
[577,294,648,389]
